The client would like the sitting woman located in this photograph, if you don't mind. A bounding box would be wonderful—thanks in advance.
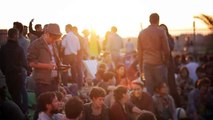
[109,85,143,120]
[115,63,130,88]
[152,82,177,120]
[81,87,109,120]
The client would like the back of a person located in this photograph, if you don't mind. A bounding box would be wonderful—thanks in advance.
[139,25,166,65]
[185,62,199,83]
[108,32,123,53]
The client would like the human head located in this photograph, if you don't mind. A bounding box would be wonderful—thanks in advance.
[186,55,194,63]
[103,71,115,83]
[55,91,65,112]
[197,77,211,93]
[179,66,189,78]
[131,78,145,98]
[103,71,116,87]
[116,63,126,77]
[44,23,62,44]
[111,26,117,33]
[37,92,59,114]
[35,24,42,32]
[159,24,169,35]
[65,97,83,119]
[149,13,159,25]
[7,28,19,41]
[89,87,106,108]
[13,21,23,35]
[113,85,128,102]
[102,51,112,62]
[23,25,28,36]
[65,24,72,33]
[96,63,106,80]
[137,111,157,120]
[154,82,169,95]
[196,66,206,79]
[82,29,90,37]
[72,26,78,35]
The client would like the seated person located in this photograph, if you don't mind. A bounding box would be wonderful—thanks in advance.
[64,97,84,120]
[152,82,177,120]
[137,111,157,120]
[37,92,64,120]
[109,85,143,120]
[81,87,109,120]
[187,77,212,120]
[130,78,154,112]
[97,71,116,93]
[0,86,25,120]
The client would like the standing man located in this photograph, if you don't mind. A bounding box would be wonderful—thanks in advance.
[61,24,80,84]
[106,26,123,65]
[27,23,62,96]
[0,28,29,113]
[137,13,170,94]
[13,21,30,115]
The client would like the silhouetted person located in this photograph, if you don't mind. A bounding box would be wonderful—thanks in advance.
[0,86,25,120]
[0,28,29,114]
[29,18,43,38]
[160,24,181,107]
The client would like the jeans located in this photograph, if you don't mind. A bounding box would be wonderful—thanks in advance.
[143,63,168,95]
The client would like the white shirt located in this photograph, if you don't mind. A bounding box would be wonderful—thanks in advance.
[38,112,64,120]
[48,44,58,78]
[185,62,199,84]
[106,32,123,53]
[61,31,80,55]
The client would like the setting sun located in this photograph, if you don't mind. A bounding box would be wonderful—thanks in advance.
[0,0,212,38]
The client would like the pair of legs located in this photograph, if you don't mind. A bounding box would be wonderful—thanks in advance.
[143,63,168,95]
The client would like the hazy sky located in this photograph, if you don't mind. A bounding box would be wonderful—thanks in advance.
[1,0,212,37]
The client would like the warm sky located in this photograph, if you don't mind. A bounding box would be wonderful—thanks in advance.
[0,0,212,37]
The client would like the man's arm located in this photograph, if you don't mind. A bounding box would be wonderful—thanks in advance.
[29,19,37,35]
[27,42,56,70]
[29,62,56,70]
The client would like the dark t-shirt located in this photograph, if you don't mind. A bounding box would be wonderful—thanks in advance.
[82,102,109,120]
[0,100,25,120]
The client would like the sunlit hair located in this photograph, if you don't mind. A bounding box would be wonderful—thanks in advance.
[111,26,117,33]
[66,24,72,30]
[65,97,83,119]
[37,92,56,111]
[113,85,127,102]
[89,87,106,99]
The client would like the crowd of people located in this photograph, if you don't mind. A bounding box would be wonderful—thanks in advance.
[0,13,213,120]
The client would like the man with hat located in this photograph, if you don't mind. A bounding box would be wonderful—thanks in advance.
[130,78,154,112]
[27,23,62,96]
[28,23,62,120]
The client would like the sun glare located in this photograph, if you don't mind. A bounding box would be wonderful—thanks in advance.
[0,0,212,37]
